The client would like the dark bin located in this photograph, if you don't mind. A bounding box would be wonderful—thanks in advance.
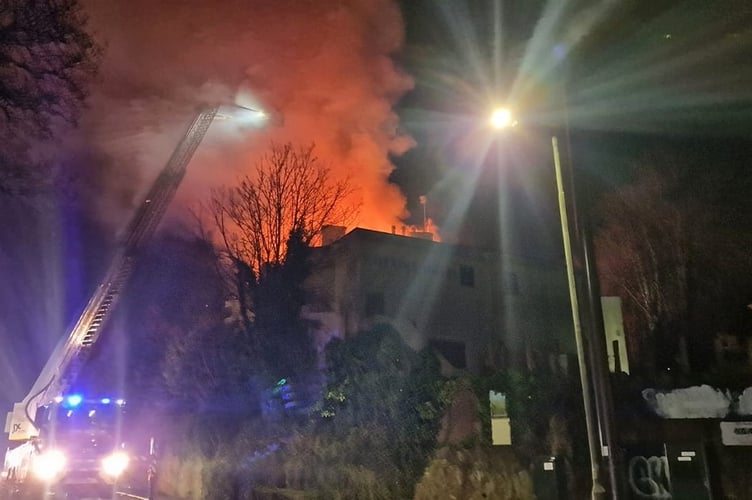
[532,455,568,500]
[664,442,713,500]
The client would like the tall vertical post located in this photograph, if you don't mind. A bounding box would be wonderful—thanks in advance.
[557,48,623,497]
[552,136,606,500]
[558,130,623,499]
[581,215,624,499]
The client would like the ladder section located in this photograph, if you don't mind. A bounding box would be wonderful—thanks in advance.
[25,107,220,413]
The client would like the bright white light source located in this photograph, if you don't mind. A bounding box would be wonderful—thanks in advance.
[32,449,67,481]
[101,451,129,478]
[490,107,517,129]
[216,105,268,125]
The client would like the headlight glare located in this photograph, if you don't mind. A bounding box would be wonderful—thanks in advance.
[101,451,129,478]
[32,449,67,481]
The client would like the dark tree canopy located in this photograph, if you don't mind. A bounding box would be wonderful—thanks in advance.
[0,0,100,195]
[253,224,317,383]
[115,234,258,414]
[282,324,445,499]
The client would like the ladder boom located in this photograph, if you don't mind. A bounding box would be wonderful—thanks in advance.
[8,106,219,441]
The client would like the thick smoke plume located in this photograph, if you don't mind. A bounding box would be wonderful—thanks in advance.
[79,0,414,233]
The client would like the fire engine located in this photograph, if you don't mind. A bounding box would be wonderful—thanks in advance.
[2,105,267,498]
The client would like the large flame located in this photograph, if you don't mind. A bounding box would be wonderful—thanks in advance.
[77,0,415,236]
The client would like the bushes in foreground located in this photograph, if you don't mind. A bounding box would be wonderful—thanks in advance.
[159,324,446,499]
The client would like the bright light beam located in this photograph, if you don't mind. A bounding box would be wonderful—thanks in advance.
[490,107,517,129]
[215,105,269,125]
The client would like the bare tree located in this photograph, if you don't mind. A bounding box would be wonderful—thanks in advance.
[594,158,752,375]
[595,167,689,373]
[0,0,101,195]
[208,142,359,275]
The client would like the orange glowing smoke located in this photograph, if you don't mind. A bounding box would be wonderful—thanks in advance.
[77,0,415,235]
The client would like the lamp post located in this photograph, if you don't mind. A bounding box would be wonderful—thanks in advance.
[490,108,606,499]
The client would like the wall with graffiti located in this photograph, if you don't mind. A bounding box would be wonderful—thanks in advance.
[624,443,712,500]
[627,452,671,499]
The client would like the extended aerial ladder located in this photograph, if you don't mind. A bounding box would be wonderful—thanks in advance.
[4,106,225,443]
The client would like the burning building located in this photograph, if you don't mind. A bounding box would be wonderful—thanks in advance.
[303,228,576,374]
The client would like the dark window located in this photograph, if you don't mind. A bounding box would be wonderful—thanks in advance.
[612,339,622,373]
[365,292,384,316]
[459,265,475,287]
[429,340,467,369]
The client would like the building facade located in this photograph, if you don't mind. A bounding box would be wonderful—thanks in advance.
[303,228,575,374]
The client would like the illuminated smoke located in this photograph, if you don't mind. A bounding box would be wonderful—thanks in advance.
[78,0,414,234]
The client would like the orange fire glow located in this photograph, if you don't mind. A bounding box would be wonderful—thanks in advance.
[78,0,419,239]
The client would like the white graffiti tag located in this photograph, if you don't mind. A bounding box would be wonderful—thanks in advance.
[628,455,672,499]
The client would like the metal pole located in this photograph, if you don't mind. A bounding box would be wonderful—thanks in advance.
[581,218,624,499]
[552,136,606,500]
[559,125,623,499]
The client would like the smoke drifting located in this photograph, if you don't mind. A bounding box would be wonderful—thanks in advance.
[78,0,414,233]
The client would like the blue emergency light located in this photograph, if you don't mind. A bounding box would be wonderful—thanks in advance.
[64,394,83,408]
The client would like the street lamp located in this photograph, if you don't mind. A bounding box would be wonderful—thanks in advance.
[490,109,606,499]
[489,107,518,129]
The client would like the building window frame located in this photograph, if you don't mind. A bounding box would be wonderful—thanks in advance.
[459,264,475,287]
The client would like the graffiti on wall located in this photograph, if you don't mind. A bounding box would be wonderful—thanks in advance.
[628,454,672,499]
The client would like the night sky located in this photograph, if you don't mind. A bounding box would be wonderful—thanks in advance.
[2,0,752,424]
[394,0,752,249]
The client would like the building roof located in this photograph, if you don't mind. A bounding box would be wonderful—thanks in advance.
[320,227,563,266]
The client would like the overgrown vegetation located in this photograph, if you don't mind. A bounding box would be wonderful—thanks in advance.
[252,324,446,499]
[157,324,447,500]
[154,333,595,499]
[469,370,587,463]
[464,369,589,499]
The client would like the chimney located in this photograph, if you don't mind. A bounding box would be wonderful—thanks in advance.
[321,225,346,246]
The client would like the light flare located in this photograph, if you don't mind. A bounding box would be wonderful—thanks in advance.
[101,451,129,478]
[490,107,517,129]
[32,449,67,482]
